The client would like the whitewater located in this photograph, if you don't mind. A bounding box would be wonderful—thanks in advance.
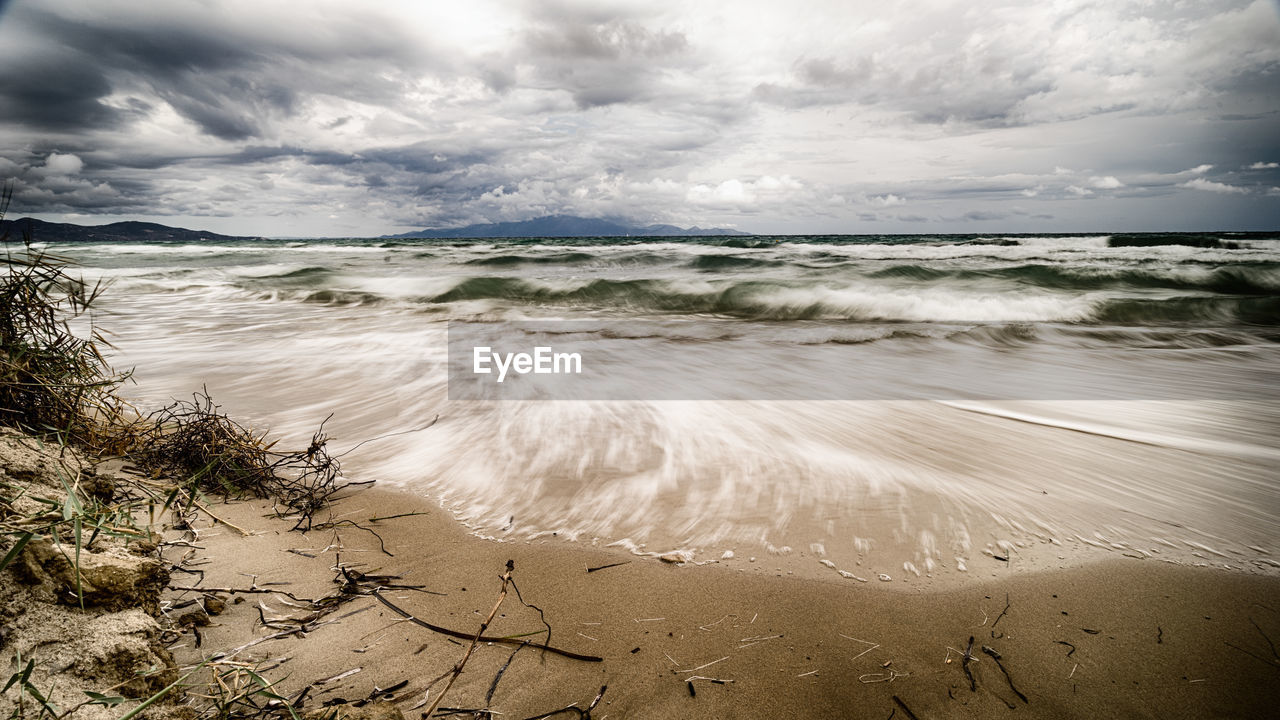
[51,232,1280,584]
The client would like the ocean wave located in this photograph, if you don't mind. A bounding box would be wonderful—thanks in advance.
[954,323,1041,347]
[424,276,1098,322]
[866,263,1280,295]
[1056,327,1265,349]
[417,273,1280,326]
[754,284,1094,322]
[717,237,780,248]
[778,238,1279,263]
[298,289,387,305]
[687,254,784,271]
[997,235,1112,249]
[64,235,1280,332]
[792,326,966,345]
[465,251,599,267]
[1108,233,1243,249]
[60,243,267,255]
[1094,296,1280,326]
[244,265,334,281]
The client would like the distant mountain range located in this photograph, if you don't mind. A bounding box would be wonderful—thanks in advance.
[383,215,751,238]
[0,214,750,243]
[0,217,258,243]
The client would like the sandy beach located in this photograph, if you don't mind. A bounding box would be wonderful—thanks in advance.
[5,0,1280,715]
[2,412,1278,719]
[158,485,1280,719]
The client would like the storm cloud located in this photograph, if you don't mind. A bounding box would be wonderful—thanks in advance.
[0,0,1277,236]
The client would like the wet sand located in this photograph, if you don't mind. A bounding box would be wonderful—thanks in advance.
[165,486,1280,719]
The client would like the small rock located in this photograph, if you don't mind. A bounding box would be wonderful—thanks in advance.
[73,611,178,698]
[81,472,115,503]
[128,540,158,557]
[17,539,169,615]
[175,609,211,628]
[203,595,227,615]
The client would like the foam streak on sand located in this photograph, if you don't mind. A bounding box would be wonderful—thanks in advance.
[55,232,1280,586]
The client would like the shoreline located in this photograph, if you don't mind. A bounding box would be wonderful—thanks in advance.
[375,473,1280,593]
[161,483,1280,719]
[4,425,1277,720]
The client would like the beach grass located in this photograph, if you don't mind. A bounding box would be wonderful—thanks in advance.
[0,187,353,720]
[0,183,344,528]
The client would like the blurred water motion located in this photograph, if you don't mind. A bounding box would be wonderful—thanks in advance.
[57,232,1280,582]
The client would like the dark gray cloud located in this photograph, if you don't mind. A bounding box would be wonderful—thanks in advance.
[519,17,691,108]
[963,210,1007,222]
[1,2,428,140]
[0,0,1276,236]
[753,1,1279,133]
[757,55,1055,128]
[0,49,120,131]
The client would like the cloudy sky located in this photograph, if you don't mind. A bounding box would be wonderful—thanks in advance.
[1,0,1278,237]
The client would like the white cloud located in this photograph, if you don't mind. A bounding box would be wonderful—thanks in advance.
[871,194,904,207]
[1180,178,1250,194]
[1089,176,1124,189]
[1249,161,1278,169]
[43,153,83,175]
[753,175,802,191]
[685,175,806,208]
[687,179,752,205]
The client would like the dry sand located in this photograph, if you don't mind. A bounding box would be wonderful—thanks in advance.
[0,433,184,720]
[162,486,1280,719]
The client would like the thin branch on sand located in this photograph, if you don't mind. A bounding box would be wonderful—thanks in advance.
[370,588,601,662]
[421,560,516,719]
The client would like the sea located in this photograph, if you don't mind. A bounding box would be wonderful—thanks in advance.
[47,231,1280,584]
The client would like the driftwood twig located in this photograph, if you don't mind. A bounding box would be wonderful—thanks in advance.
[421,560,516,718]
[982,645,1028,704]
[991,593,1011,628]
[370,589,601,662]
[189,498,252,536]
[586,561,630,573]
[892,695,921,720]
[962,636,976,692]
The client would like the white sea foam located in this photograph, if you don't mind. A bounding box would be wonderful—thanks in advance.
[756,284,1097,322]
[1005,235,1112,248]
[51,235,1280,584]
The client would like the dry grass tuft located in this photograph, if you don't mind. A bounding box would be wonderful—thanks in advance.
[0,182,344,528]
[0,184,132,451]
[134,391,343,530]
